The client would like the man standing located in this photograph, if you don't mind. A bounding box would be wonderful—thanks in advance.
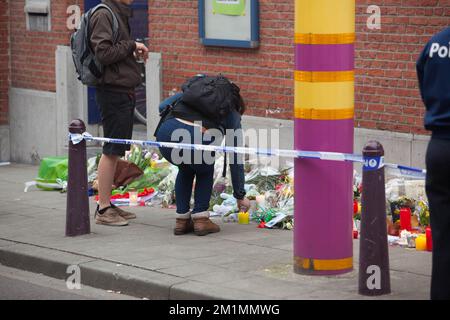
[90,0,148,226]
[417,27,450,300]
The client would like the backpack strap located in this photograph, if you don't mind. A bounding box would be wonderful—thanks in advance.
[153,97,182,138]
[222,152,227,178]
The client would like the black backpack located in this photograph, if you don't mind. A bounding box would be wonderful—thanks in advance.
[180,74,242,124]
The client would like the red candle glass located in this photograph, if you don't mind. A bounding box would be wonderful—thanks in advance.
[353,200,358,215]
[399,207,412,231]
[426,227,433,252]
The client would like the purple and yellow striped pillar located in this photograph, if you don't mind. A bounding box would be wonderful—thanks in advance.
[294,0,355,275]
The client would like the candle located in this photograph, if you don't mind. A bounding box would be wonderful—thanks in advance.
[426,227,433,252]
[353,219,359,239]
[129,189,138,207]
[238,211,250,225]
[353,200,358,215]
[399,207,412,231]
[415,235,427,251]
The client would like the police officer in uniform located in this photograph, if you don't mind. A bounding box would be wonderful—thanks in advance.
[417,27,450,300]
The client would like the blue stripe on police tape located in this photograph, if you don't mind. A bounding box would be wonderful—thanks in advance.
[69,133,426,178]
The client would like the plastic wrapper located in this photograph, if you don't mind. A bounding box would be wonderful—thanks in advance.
[222,212,238,223]
[220,193,237,208]
[245,166,289,193]
[154,165,178,208]
[248,180,294,229]
[208,155,231,210]
[245,166,279,182]
[385,178,427,202]
[161,191,175,208]
[87,156,98,183]
[404,180,427,201]
[353,170,362,199]
[212,155,233,189]
[24,157,68,192]
[245,184,260,200]
[210,160,295,229]
[151,158,170,170]
[157,166,178,193]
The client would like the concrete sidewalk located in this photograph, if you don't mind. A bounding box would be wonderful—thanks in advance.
[0,164,431,300]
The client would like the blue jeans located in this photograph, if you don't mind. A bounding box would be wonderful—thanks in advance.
[156,118,216,215]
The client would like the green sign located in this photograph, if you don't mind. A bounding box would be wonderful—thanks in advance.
[213,0,246,16]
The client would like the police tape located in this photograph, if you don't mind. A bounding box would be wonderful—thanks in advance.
[69,132,427,179]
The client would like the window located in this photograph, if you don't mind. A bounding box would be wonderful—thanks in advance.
[24,0,51,32]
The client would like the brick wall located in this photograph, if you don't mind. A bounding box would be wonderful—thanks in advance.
[0,0,9,126]
[355,0,450,135]
[149,0,294,120]
[9,0,82,92]
[149,0,450,135]
[5,1,449,134]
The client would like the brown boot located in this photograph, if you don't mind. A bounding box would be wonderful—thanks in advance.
[95,206,128,227]
[192,212,220,236]
[174,212,194,235]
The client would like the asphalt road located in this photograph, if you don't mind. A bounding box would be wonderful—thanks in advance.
[0,265,138,300]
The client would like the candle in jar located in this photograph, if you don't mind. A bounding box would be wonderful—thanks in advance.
[415,235,427,251]
[399,207,412,231]
[238,211,250,225]
[426,227,433,252]
[129,190,139,207]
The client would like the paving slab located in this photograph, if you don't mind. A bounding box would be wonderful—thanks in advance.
[0,163,433,300]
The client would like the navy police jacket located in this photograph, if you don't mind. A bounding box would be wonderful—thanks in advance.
[417,27,450,139]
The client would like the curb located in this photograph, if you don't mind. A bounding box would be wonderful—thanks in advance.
[0,240,262,300]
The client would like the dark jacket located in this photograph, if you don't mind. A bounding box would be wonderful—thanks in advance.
[417,27,450,139]
[222,109,246,200]
[89,0,141,92]
[171,100,222,131]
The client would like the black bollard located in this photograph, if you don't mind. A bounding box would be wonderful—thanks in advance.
[359,141,391,296]
[66,119,90,237]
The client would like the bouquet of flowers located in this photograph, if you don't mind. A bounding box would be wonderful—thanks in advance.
[388,196,415,223]
[415,199,430,228]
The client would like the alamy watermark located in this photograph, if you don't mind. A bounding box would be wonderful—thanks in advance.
[366,265,382,290]
[66,265,81,290]
[65,4,383,31]
[163,125,282,169]
[367,5,381,30]
[66,5,81,30]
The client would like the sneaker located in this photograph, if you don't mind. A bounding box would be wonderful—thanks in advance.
[95,206,129,226]
[111,203,137,220]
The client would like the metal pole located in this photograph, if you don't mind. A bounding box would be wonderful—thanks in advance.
[294,0,355,275]
[66,119,90,237]
[359,141,391,295]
